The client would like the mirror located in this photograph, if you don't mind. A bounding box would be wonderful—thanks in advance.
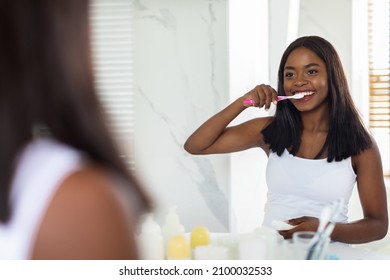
[93,0,376,233]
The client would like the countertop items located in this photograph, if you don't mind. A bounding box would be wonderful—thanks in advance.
[137,207,390,260]
[162,206,185,248]
[190,226,211,249]
[137,214,164,260]
[166,235,191,260]
[206,231,390,260]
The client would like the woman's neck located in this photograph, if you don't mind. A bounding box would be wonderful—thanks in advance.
[300,104,329,133]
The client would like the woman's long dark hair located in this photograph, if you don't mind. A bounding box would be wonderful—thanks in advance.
[0,0,152,222]
[262,36,372,161]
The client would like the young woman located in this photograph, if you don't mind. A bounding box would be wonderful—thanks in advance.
[0,0,152,259]
[184,36,388,244]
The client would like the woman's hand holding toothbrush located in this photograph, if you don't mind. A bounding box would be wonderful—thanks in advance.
[242,84,278,110]
[242,84,306,109]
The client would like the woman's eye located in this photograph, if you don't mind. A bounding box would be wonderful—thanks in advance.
[284,72,294,78]
[307,69,318,75]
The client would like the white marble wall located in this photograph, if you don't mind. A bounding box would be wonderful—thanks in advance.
[133,0,229,232]
[228,0,269,233]
[298,0,352,86]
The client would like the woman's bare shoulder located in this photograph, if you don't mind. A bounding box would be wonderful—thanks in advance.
[352,136,382,172]
[31,165,139,260]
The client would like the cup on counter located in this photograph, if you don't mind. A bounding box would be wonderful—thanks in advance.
[293,231,315,260]
[292,231,330,260]
[292,231,313,258]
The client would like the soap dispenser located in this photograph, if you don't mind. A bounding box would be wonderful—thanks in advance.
[161,206,185,253]
[137,213,164,260]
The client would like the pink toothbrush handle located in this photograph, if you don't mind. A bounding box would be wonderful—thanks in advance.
[243,99,255,106]
[277,96,287,101]
[244,96,289,105]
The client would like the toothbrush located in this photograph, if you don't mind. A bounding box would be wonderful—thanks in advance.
[243,93,305,106]
[306,198,344,260]
[276,93,305,101]
[306,222,334,260]
[308,206,332,247]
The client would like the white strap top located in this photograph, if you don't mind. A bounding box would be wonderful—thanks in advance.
[0,139,84,259]
[263,149,356,227]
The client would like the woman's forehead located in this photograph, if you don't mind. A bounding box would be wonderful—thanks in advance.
[285,47,325,68]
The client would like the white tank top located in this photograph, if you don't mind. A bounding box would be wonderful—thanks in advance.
[263,149,356,227]
[0,138,84,259]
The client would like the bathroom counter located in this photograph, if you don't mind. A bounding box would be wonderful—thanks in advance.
[195,232,390,260]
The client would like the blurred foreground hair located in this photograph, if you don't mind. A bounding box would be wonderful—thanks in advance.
[0,0,152,222]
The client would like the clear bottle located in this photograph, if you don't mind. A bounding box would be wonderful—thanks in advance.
[161,206,185,256]
[137,213,164,260]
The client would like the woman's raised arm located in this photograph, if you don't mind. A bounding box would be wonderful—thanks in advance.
[184,85,277,155]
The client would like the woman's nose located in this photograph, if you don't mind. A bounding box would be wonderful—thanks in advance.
[294,78,308,87]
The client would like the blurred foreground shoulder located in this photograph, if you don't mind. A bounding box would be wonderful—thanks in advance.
[32,165,139,260]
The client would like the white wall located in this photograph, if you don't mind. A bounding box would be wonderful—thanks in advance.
[133,0,229,232]
[229,0,269,233]
[298,0,352,83]
[268,0,300,87]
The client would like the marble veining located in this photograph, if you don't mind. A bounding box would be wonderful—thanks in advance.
[137,86,229,230]
[204,2,220,104]
[134,0,230,231]
[133,0,229,231]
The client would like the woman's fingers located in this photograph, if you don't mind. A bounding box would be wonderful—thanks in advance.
[243,84,277,109]
[263,85,276,110]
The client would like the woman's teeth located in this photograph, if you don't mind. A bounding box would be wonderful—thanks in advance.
[295,91,314,96]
